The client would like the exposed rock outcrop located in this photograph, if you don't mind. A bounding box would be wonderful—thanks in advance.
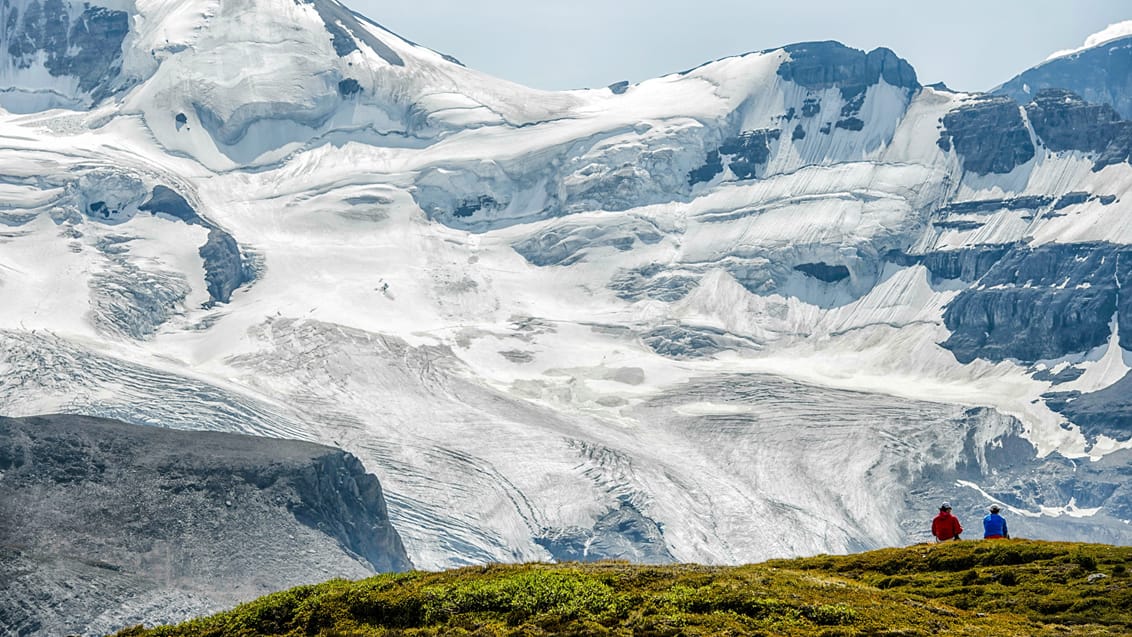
[937,96,1035,174]
[297,0,404,64]
[718,128,781,180]
[794,262,851,283]
[1044,372,1132,440]
[886,245,1013,283]
[776,41,919,95]
[1025,88,1132,170]
[0,414,411,637]
[940,243,1132,365]
[139,186,254,305]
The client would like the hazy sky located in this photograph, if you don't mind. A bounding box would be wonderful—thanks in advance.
[349,0,1129,93]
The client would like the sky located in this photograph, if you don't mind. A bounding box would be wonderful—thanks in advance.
[349,0,1130,93]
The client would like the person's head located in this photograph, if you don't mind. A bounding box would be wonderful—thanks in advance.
[989,505,1000,514]
[940,502,951,512]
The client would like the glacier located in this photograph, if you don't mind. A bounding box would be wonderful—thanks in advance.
[1,0,1132,586]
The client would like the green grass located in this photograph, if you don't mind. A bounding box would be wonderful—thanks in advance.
[115,540,1132,636]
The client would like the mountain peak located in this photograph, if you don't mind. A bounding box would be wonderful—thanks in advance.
[0,0,581,168]
[994,27,1132,119]
[1046,20,1132,61]
[0,0,460,114]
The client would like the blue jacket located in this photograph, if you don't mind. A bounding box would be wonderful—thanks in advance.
[983,512,1008,537]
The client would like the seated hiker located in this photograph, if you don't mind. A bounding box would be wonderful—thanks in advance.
[983,505,1009,539]
[932,502,962,541]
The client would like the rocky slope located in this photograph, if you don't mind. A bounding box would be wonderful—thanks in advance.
[0,414,410,637]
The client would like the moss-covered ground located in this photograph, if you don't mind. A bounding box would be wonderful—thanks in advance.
[116,540,1132,636]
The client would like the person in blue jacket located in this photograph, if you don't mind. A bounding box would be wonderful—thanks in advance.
[983,505,1009,539]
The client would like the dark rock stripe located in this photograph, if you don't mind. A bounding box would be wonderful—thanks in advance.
[139,186,253,305]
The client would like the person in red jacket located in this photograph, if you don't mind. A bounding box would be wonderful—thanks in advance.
[931,502,963,541]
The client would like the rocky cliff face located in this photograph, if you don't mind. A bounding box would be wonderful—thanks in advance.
[941,243,1132,366]
[937,95,1035,174]
[774,40,919,99]
[1025,88,1132,170]
[0,414,411,637]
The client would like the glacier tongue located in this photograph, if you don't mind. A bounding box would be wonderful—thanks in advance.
[1,0,1132,577]
[0,322,1070,570]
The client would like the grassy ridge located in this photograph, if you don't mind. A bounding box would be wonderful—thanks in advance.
[117,540,1132,636]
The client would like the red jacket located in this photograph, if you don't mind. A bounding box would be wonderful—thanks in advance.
[932,511,962,541]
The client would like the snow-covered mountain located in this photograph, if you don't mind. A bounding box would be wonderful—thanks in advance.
[2,0,1132,580]
[996,24,1132,119]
